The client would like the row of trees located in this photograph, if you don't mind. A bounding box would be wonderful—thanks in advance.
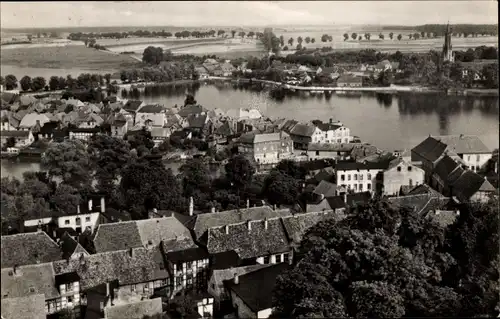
[2,73,114,92]
[383,24,498,37]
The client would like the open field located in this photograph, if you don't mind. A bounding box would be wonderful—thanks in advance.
[99,36,224,48]
[1,45,141,70]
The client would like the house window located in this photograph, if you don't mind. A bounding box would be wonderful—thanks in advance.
[67,296,73,303]
[276,254,282,263]
[76,218,81,225]
[131,285,136,292]
[186,261,193,268]
[85,216,90,222]
[341,175,345,181]
[359,184,363,191]
[359,174,363,181]
[316,151,319,156]
[367,183,371,190]
[471,165,475,171]
[408,166,412,171]
[354,174,358,181]
[66,283,72,291]
[468,155,471,161]
[264,256,270,264]
[283,253,290,263]
[367,173,372,180]
[397,166,402,172]
[476,155,480,162]
[354,184,358,191]
[65,220,70,225]
[409,179,413,187]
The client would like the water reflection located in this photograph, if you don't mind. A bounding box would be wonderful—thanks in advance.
[375,93,393,108]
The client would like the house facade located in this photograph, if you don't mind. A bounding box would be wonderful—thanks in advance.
[383,159,425,196]
[315,120,351,144]
[0,130,34,147]
[287,123,321,150]
[306,143,354,161]
[238,131,294,165]
[335,161,388,194]
[69,128,100,141]
[336,75,363,87]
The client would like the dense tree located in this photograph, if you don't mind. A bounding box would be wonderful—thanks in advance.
[50,184,81,215]
[31,76,46,92]
[364,33,371,40]
[49,76,60,91]
[379,33,385,40]
[225,155,255,191]
[179,158,212,199]
[279,35,284,47]
[311,38,316,43]
[343,33,349,41]
[351,33,357,40]
[288,37,294,46]
[482,63,499,89]
[297,36,303,45]
[397,34,402,41]
[389,32,394,40]
[305,36,311,44]
[120,159,183,219]
[142,46,164,65]
[20,76,32,91]
[41,140,93,189]
[124,127,155,156]
[88,135,132,195]
[231,30,236,38]
[264,171,300,206]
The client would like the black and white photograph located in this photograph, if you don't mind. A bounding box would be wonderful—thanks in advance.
[0,1,498,318]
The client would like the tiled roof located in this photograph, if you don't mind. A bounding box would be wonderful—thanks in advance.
[0,130,30,138]
[138,104,164,114]
[206,218,291,259]
[451,170,495,201]
[388,194,435,213]
[19,113,50,129]
[312,180,338,197]
[290,123,316,137]
[315,122,342,132]
[225,263,291,312]
[407,184,443,197]
[212,264,270,292]
[350,144,380,161]
[313,167,335,183]
[150,127,170,138]
[335,160,389,171]
[187,113,208,128]
[1,294,46,319]
[308,143,355,152]
[190,206,293,240]
[94,217,195,253]
[60,232,89,260]
[411,136,448,162]
[53,247,169,291]
[433,155,461,181]
[280,119,298,133]
[1,263,59,299]
[1,232,62,268]
[104,297,163,319]
[432,135,491,154]
[178,105,206,118]
[164,247,209,263]
[447,166,465,185]
[123,100,143,112]
[282,211,344,245]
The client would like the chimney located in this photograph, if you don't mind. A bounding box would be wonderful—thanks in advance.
[211,206,216,214]
[100,197,106,213]
[13,265,18,275]
[456,210,460,216]
[343,193,347,205]
[233,274,239,285]
[88,199,93,212]
[106,282,110,297]
[37,220,42,232]
[188,197,194,216]
[246,199,250,209]
[247,220,252,231]
[273,204,277,211]
[264,218,268,230]
[329,118,333,124]
[225,225,229,234]
[77,205,81,215]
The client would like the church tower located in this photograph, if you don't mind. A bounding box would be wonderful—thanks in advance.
[442,22,455,62]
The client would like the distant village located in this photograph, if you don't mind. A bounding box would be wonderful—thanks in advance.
[1,68,499,319]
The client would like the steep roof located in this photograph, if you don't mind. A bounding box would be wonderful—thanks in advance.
[60,232,89,260]
[308,143,355,152]
[212,264,270,290]
[1,263,59,299]
[433,155,461,181]
[187,113,208,128]
[411,136,449,162]
[19,113,50,129]
[1,232,62,268]
[407,184,443,197]
[290,123,316,137]
[432,135,491,154]
[451,170,496,201]
[207,217,290,259]
[225,263,291,312]
[53,247,168,291]
[280,119,298,133]
[123,100,143,112]
[190,206,293,241]
[312,180,338,197]
[178,104,206,118]
[94,216,195,254]
[138,104,164,114]
[315,122,342,132]
[335,160,389,171]
[1,294,46,319]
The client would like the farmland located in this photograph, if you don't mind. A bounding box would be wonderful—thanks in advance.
[0,45,141,70]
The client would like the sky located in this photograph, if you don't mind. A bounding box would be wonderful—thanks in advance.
[1,1,498,29]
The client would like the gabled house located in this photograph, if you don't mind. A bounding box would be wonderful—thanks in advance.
[178,104,207,118]
[186,113,211,136]
[312,180,339,198]
[108,113,128,138]
[123,100,145,114]
[314,119,351,144]
[306,143,355,161]
[150,127,171,146]
[206,217,293,266]
[449,170,496,203]
[19,113,51,130]
[0,130,34,148]
[383,158,425,196]
[135,104,166,128]
[286,123,320,150]
[76,113,103,129]
[0,112,19,131]
[388,193,451,216]
[335,160,390,194]
[195,66,210,80]
[224,263,291,319]
[1,231,63,268]
[225,108,262,121]
[68,127,100,141]
[220,62,236,77]
[238,131,294,165]
[431,155,464,196]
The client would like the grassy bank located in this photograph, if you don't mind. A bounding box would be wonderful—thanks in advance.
[1,45,142,70]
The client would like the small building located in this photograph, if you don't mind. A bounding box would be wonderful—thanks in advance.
[68,127,100,141]
[335,160,390,194]
[109,113,128,138]
[306,143,355,161]
[336,75,363,87]
[150,127,171,146]
[102,291,163,319]
[135,104,167,128]
[196,66,210,79]
[286,123,320,150]
[0,130,34,147]
[238,131,294,165]
[225,108,262,121]
[76,113,104,129]
[224,263,291,319]
[314,120,351,144]
[383,158,425,196]
[19,113,51,130]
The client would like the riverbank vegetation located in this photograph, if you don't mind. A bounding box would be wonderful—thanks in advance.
[381,23,498,37]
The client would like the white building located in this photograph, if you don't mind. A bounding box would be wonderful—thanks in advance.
[314,120,351,144]
[335,161,389,194]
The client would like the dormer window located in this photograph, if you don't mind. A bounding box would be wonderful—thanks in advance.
[397,166,402,172]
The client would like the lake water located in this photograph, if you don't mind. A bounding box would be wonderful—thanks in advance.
[2,83,498,179]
